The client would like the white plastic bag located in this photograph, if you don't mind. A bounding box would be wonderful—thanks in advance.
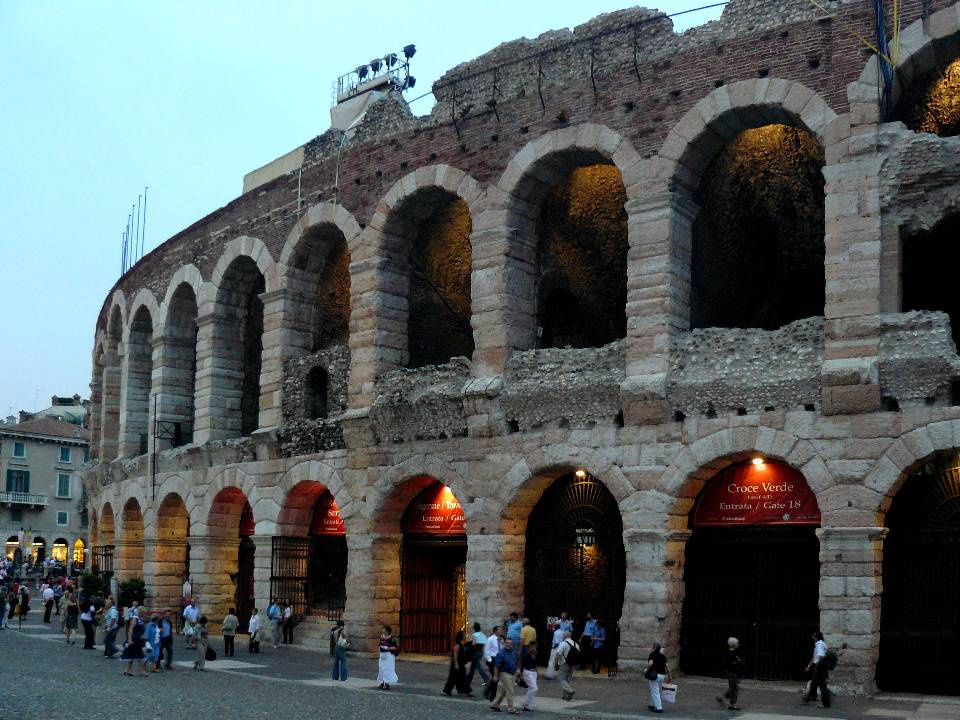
[661,683,678,703]
[544,648,558,678]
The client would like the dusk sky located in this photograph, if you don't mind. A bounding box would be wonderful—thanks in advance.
[0,0,722,417]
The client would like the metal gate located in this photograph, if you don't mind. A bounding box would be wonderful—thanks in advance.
[236,537,255,632]
[400,539,467,654]
[878,463,960,694]
[270,536,347,622]
[680,526,820,680]
[91,544,115,579]
[524,474,626,665]
[270,536,311,620]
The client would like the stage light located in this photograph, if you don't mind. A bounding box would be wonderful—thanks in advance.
[403,44,416,59]
[385,53,398,67]
[405,75,416,89]
[357,65,369,80]
[369,58,382,73]
[752,456,765,466]
[574,469,587,479]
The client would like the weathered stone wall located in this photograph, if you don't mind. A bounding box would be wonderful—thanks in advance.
[878,311,960,404]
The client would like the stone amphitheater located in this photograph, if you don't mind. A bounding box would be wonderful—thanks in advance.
[82,0,960,695]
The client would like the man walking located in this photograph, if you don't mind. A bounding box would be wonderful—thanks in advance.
[103,598,120,659]
[267,598,282,649]
[506,612,522,658]
[53,582,63,615]
[183,600,199,649]
[716,637,743,710]
[222,607,239,657]
[579,612,596,670]
[490,637,517,713]
[42,583,54,623]
[520,617,537,659]
[555,631,580,701]
[804,631,831,708]
[159,611,174,669]
[483,625,502,701]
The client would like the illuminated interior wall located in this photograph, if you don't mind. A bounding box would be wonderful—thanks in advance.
[690,124,825,330]
[313,234,351,350]
[902,214,960,347]
[408,195,473,368]
[893,57,960,137]
[536,164,628,349]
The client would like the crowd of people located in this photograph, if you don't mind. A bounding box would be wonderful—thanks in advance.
[4,576,836,714]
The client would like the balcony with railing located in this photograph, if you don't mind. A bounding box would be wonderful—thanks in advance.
[0,491,48,507]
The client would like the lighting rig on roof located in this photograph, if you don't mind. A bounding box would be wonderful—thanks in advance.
[336,43,417,105]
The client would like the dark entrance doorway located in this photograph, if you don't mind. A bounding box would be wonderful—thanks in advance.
[524,472,626,666]
[878,460,960,695]
[235,501,255,632]
[680,460,821,681]
[400,482,467,654]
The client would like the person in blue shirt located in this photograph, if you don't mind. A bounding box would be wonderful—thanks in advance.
[267,599,282,649]
[591,619,606,674]
[489,637,517,713]
[159,611,174,669]
[144,616,161,672]
[557,611,573,634]
[506,613,523,657]
[579,612,597,671]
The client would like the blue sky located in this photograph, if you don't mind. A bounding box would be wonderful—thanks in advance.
[0,0,722,417]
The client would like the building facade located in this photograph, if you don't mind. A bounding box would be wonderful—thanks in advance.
[1,416,90,570]
[83,0,960,695]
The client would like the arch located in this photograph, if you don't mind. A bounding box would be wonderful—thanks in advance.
[275,459,353,521]
[120,303,156,456]
[154,491,191,610]
[73,537,86,568]
[52,537,69,563]
[370,454,471,534]
[118,497,145,581]
[122,288,161,345]
[99,301,126,462]
[207,485,255,539]
[852,5,960,125]
[100,502,116,545]
[156,275,201,446]
[207,235,277,302]
[279,202,362,268]
[156,491,190,540]
[658,79,835,196]
[159,264,205,329]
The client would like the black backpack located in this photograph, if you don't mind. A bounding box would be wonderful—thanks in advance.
[563,640,581,667]
[824,649,838,671]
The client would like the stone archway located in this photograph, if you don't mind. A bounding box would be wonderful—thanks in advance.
[120,297,158,457]
[196,485,256,626]
[118,498,144,582]
[99,300,126,461]
[152,492,191,611]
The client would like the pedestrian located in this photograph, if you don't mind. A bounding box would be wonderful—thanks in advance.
[506,613,523,657]
[331,619,348,681]
[267,598,282,649]
[182,600,199,648]
[579,612,597,670]
[53,582,63,615]
[645,641,672,714]
[103,598,119,658]
[377,625,399,690]
[222,607,239,657]
[555,630,580,701]
[466,621,490,687]
[193,615,210,671]
[545,623,564,680]
[520,617,537,659]
[144,615,161,671]
[159,611,174,669]
[121,612,148,677]
[591,619,606,674]
[557,611,573,634]
[42,583,54,623]
[716,637,743,710]
[443,629,474,696]
[484,625,503,701]
[247,607,262,653]
[490,636,518,714]
[80,601,96,649]
[803,631,831,708]
[0,591,7,629]
[282,599,294,644]
[519,641,539,711]
[63,591,79,645]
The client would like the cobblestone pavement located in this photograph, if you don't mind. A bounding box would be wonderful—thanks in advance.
[1,614,956,720]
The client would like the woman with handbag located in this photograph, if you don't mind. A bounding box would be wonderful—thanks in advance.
[331,619,349,680]
[645,642,672,714]
[377,625,399,689]
[441,630,473,696]
[193,615,210,671]
[519,642,539,711]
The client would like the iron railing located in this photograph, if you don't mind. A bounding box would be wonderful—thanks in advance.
[0,491,48,506]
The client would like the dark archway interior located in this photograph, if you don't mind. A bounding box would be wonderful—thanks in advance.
[287,227,350,351]
[891,56,960,137]
[306,366,329,420]
[166,283,199,443]
[902,214,960,348]
[878,457,960,694]
[690,124,825,330]
[537,164,628,349]
[407,192,473,368]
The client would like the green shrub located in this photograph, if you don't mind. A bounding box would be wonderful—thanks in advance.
[118,577,146,607]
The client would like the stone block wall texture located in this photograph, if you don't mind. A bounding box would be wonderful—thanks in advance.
[81,0,960,696]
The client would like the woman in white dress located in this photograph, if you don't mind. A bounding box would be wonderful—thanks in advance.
[377,625,399,690]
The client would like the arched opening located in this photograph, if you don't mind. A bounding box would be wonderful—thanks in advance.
[877,455,960,694]
[680,460,821,680]
[123,305,154,456]
[901,214,960,347]
[207,487,256,630]
[536,164,628,349]
[52,538,68,563]
[690,124,825,330]
[386,189,473,368]
[73,538,86,569]
[155,492,190,611]
[159,282,198,446]
[214,256,265,438]
[5,536,18,561]
[94,503,116,581]
[273,481,347,622]
[306,367,329,420]
[100,306,124,461]
[119,498,144,581]
[288,225,351,351]
[524,471,625,669]
[400,479,467,653]
[891,56,960,137]
[32,536,46,563]
[90,344,104,461]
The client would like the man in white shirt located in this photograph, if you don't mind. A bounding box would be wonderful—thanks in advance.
[804,631,831,708]
[483,626,503,701]
[282,601,294,644]
[183,601,199,649]
[42,584,55,623]
[247,607,262,653]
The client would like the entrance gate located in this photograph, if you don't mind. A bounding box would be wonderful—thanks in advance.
[878,462,960,694]
[680,460,821,681]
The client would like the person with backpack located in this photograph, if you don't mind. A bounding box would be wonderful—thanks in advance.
[803,631,833,708]
[331,619,349,680]
[645,641,672,714]
[554,630,581,701]
[193,615,210,671]
[121,612,148,677]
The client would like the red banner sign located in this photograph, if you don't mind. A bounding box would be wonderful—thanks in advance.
[692,461,821,527]
[310,493,346,536]
[404,484,466,535]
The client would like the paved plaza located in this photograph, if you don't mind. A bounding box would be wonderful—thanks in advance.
[2,613,957,720]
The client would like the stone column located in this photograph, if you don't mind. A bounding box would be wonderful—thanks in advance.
[817,527,886,694]
[190,536,241,627]
[193,312,245,444]
[153,331,197,450]
[100,356,122,462]
[115,537,145,584]
[621,529,690,672]
[820,104,883,416]
[466,533,525,631]
[343,529,378,653]
[621,194,696,426]
[145,538,188,611]
[251,534,273,616]
[257,289,288,431]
